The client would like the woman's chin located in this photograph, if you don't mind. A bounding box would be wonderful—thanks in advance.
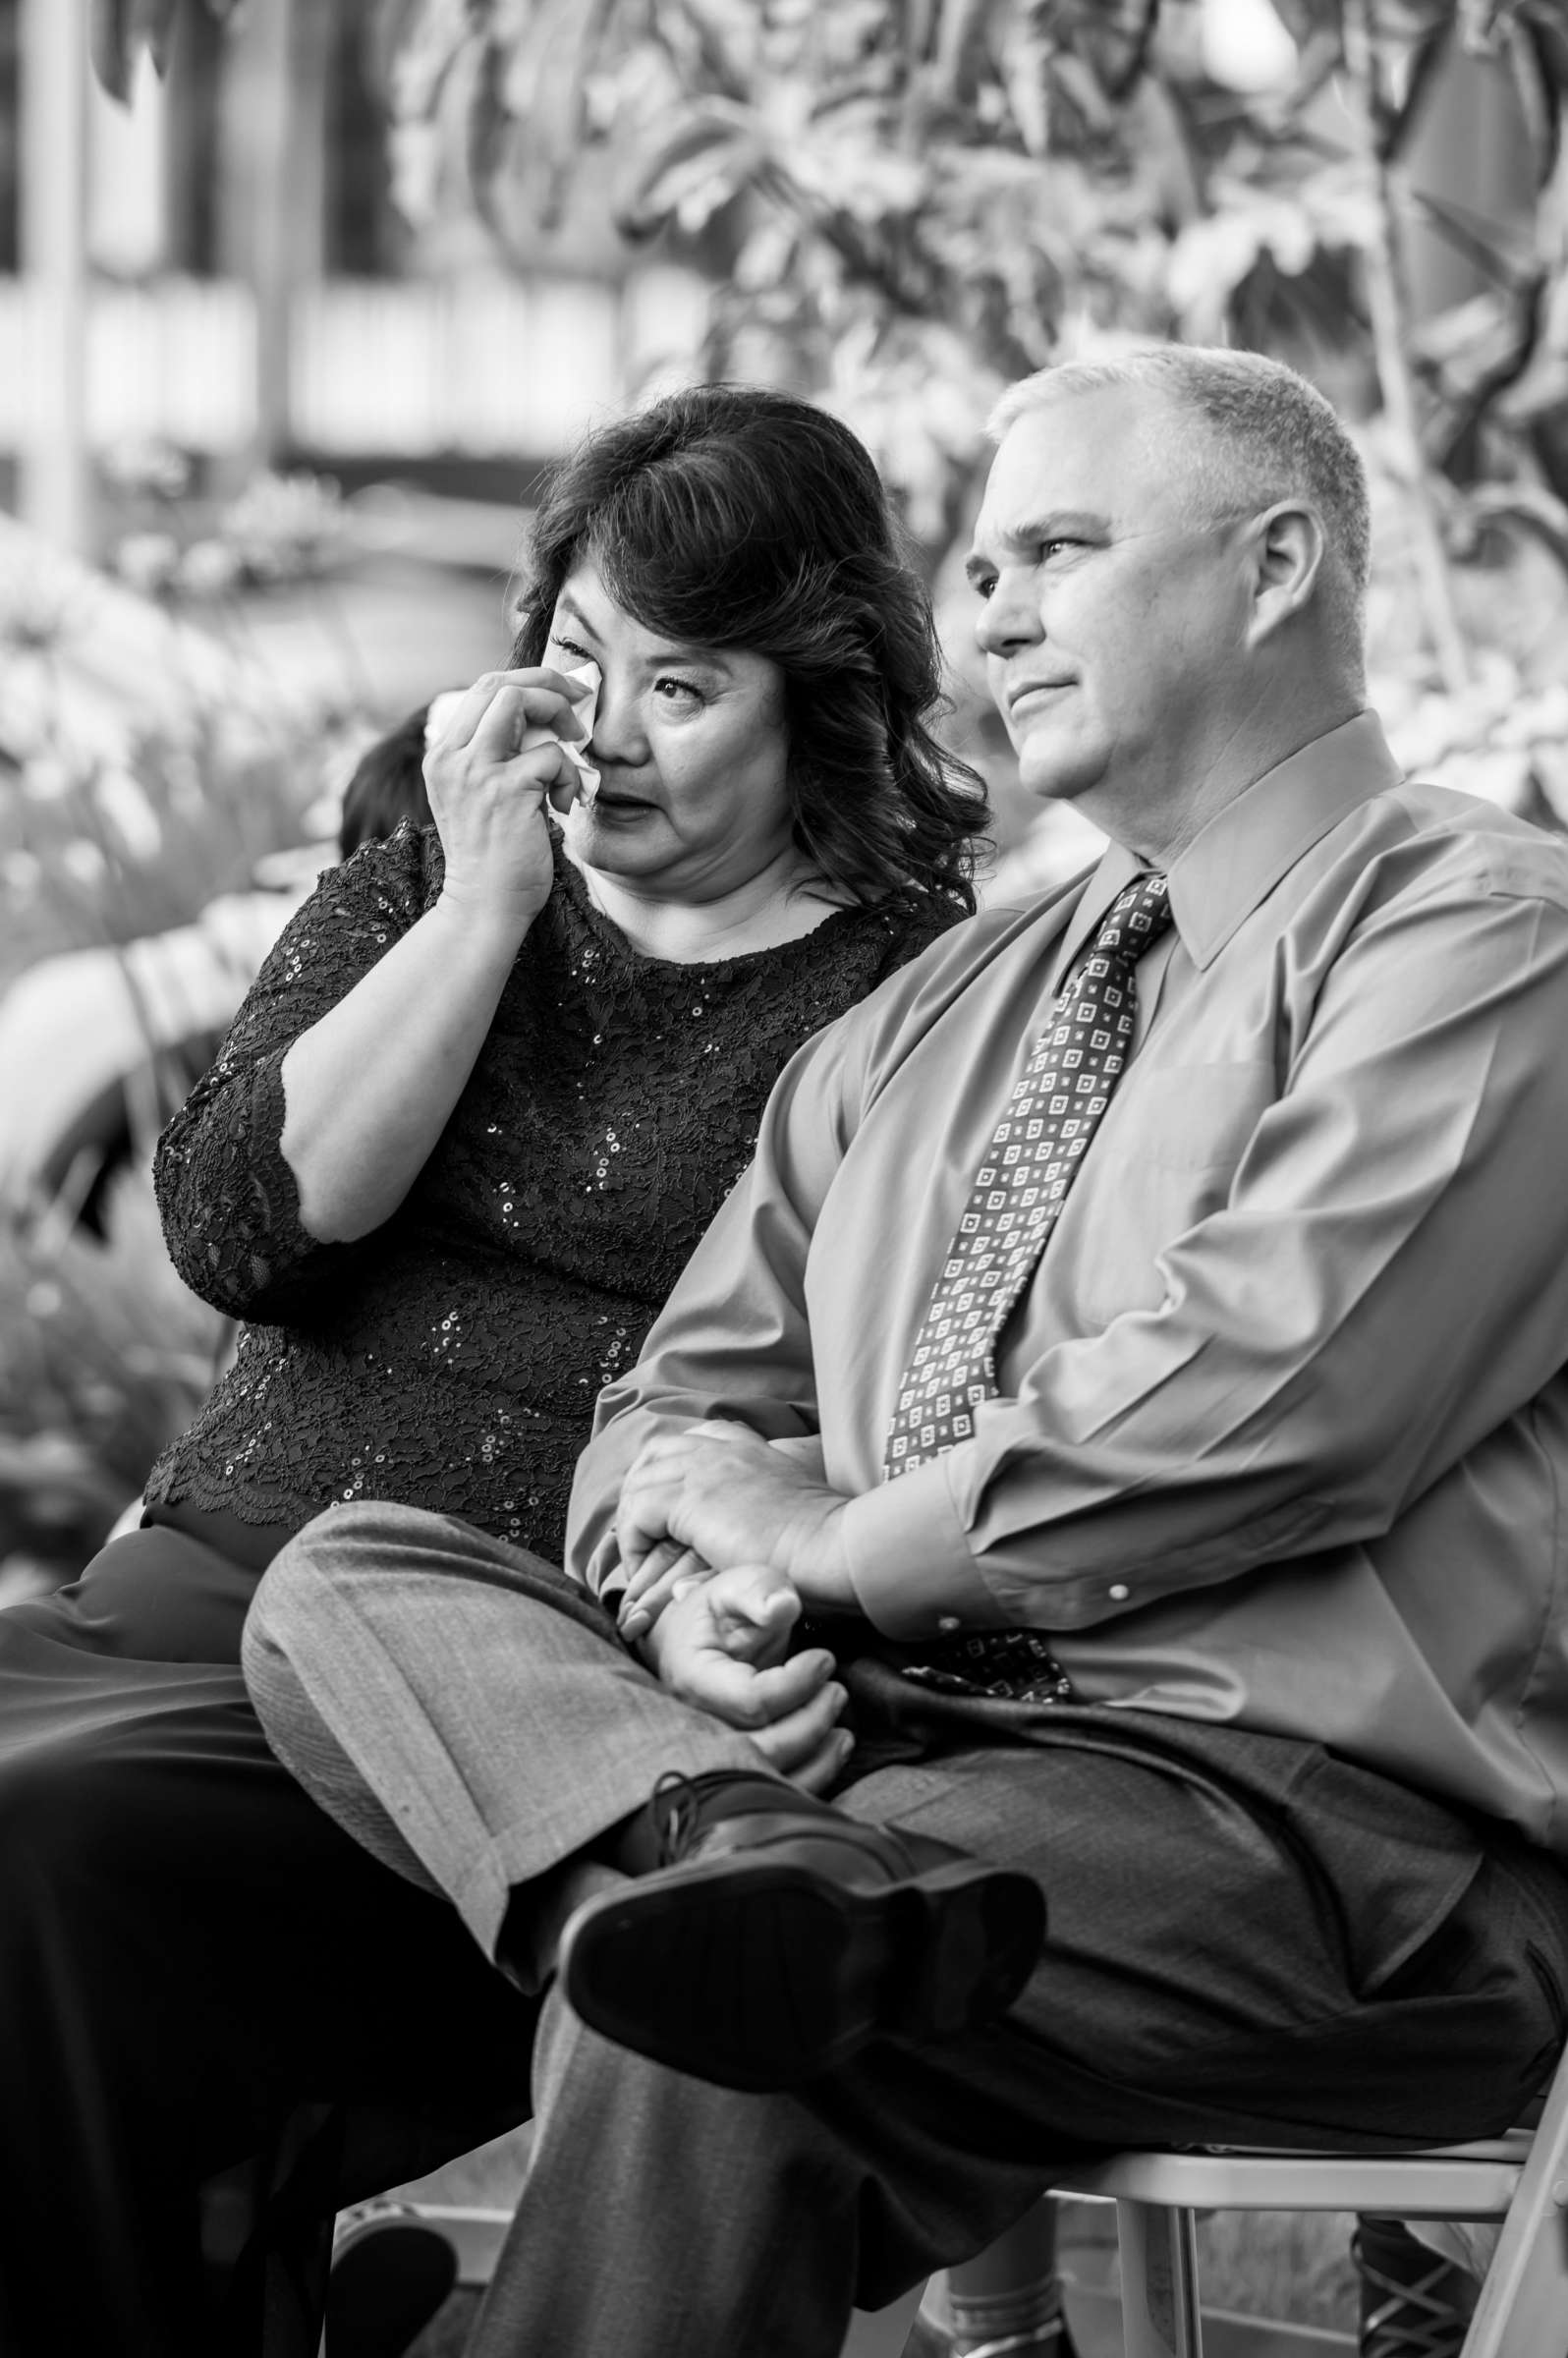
[562,804,672,884]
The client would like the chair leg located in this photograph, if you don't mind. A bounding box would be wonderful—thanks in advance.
[1461,2176,1568,2357]
[1114,2200,1203,2358]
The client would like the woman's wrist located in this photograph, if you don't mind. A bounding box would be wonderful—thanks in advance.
[429,876,546,962]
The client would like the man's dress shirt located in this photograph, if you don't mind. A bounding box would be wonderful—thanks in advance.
[569,714,1568,1857]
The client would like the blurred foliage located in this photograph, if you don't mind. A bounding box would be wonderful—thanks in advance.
[0,479,355,977]
[0,1173,232,1602]
[0,490,364,1591]
[367,12,1566,461]
[90,1,1568,829]
[111,461,353,606]
[87,0,242,103]
[422,0,1568,855]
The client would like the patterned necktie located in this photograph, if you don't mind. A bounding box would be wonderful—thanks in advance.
[886,870,1174,1704]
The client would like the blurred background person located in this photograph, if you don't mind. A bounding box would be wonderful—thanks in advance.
[336,702,434,858]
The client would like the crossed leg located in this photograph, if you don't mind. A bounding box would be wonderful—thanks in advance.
[246,1502,1568,2358]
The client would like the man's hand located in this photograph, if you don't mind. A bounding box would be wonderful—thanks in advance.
[616,1420,858,1638]
[642,1563,853,1794]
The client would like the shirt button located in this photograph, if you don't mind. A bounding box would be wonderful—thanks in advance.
[937,1614,961,1634]
[1108,1583,1131,1602]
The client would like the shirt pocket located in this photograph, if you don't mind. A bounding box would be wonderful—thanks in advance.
[1066,1061,1275,1323]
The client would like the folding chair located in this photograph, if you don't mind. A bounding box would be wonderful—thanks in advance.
[337,2047,1568,2357]
[325,2198,925,2354]
[1036,2037,1568,2358]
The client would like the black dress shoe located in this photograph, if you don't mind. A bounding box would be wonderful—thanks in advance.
[559,1770,1046,2092]
[1353,2216,1478,2358]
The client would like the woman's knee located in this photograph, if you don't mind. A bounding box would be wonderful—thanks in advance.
[0,1738,142,1929]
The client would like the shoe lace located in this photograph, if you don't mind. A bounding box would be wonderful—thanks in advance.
[1353,2227,1475,2358]
[649,1771,702,1867]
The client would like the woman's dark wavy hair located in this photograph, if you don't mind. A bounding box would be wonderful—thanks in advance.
[509,385,986,914]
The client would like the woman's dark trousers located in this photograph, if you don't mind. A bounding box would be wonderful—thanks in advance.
[0,1524,534,2358]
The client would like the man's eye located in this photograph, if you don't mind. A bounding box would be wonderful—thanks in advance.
[973,576,996,601]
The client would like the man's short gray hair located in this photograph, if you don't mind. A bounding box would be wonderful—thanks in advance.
[989,346,1370,640]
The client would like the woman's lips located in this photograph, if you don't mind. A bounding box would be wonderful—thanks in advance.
[1009,681,1073,716]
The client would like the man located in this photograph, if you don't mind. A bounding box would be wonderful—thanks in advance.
[247,347,1568,2358]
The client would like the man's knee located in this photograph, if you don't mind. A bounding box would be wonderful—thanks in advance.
[241,1503,470,1704]
[238,1582,318,1759]
[286,1497,561,1576]
[261,1498,506,1599]
[254,1500,586,1635]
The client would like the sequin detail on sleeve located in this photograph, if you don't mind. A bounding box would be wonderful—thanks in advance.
[152,824,436,1322]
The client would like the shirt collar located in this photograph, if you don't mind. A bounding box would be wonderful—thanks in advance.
[1051,711,1403,982]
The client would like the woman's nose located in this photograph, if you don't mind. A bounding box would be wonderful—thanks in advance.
[584,677,646,766]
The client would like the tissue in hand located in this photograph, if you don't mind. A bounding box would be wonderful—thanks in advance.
[561,659,601,804]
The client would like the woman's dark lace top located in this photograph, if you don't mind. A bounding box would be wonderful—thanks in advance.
[148,826,957,1560]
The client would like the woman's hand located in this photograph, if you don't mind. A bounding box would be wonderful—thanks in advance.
[424,668,593,936]
[616,1539,711,1642]
[279,664,593,1244]
[640,1564,853,1795]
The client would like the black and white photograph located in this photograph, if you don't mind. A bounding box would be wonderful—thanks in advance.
[3,5,1568,2354]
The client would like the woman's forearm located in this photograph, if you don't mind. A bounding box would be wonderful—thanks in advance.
[280,895,526,1241]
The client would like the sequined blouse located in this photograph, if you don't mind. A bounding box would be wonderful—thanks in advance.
[146,824,959,1557]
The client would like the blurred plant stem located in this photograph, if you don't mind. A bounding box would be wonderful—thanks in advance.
[1343,0,1473,693]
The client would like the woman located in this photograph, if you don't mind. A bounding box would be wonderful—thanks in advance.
[0,385,984,2358]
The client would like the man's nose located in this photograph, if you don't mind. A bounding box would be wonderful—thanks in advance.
[974,574,1042,657]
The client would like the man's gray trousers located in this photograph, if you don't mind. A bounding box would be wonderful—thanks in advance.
[243,1501,1568,2358]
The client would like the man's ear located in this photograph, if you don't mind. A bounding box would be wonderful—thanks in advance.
[1243,500,1326,648]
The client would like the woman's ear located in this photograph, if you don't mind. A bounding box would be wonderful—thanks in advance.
[1244,499,1326,649]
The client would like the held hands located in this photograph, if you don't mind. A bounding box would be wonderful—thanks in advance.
[640,1562,853,1794]
[423,667,593,936]
[616,1419,857,1641]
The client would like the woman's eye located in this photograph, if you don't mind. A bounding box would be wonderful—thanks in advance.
[548,633,593,661]
[652,674,705,706]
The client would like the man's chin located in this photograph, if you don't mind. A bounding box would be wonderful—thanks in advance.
[1015,748,1100,807]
